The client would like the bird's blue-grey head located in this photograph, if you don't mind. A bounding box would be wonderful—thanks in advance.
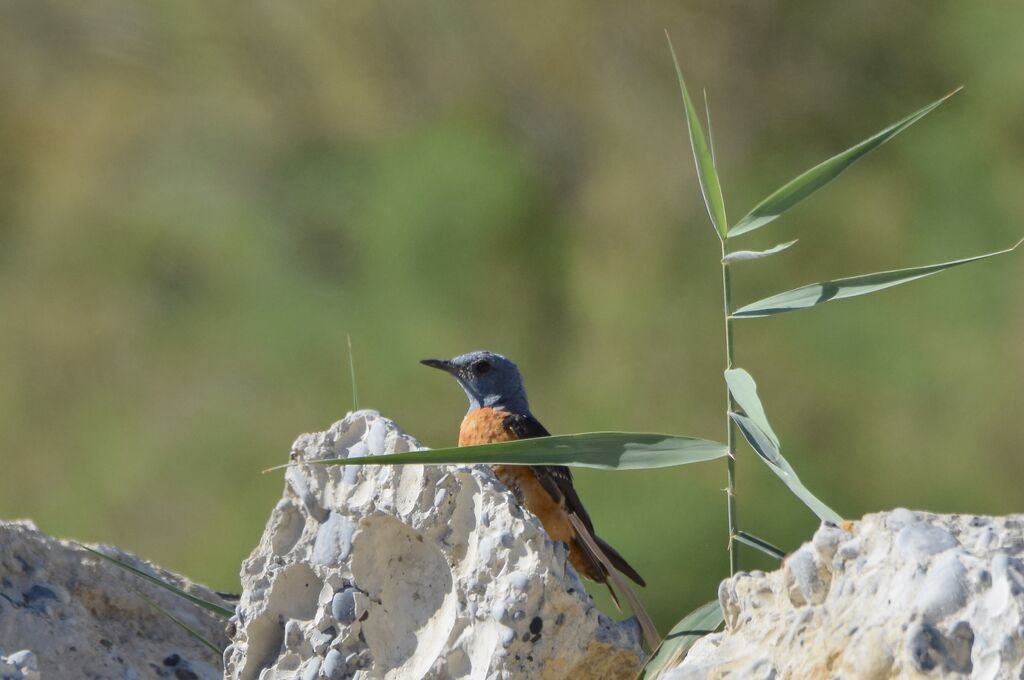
[420,350,530,414]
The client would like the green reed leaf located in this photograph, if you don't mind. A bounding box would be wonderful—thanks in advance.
[639,599,723,679]
[724,368,780,449]
[135,590,224,655]
[734,531,786,561]
[80,544,235,618]
[667,31,727,238]
[733,239,1022,318]
[729,88,961,237]
[721,240,798,264]
[266,432,727,473]
[704,89,717,168]
[729,412,842,523]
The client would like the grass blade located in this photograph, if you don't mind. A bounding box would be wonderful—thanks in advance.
[734,530,786,561]
[667,31,727,238]
[721,240,798,264]
[729,88,962,237]
[732,239,1022,318]
[347,333,359,410]
[266,432,727,473]
[79,544,236,618]
[134,589,224,655]
[567,513,660,652]
[703,89,717,168]
[724,368,780,448]
[638,599,723,679]
[729,412,842,523]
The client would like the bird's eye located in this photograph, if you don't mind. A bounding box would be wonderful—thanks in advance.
[472,360,492,375]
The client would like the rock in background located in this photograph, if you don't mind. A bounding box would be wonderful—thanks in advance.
[224,410,644,680]
[0,649,39,680]
[671,509,1024,679]
[0,520,229,680]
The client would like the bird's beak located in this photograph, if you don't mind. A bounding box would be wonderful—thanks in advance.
[420,358,454,373]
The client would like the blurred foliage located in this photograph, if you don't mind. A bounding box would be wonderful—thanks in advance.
[1,1,1022,632]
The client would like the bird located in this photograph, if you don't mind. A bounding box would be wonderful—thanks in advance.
[420,350,646,595]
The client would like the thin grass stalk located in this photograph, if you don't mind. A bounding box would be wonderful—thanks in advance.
[347,333,359,410]
[721,242,738,575]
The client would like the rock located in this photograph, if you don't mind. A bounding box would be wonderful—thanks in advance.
[0,520,229,680]
[0,648,40,680]
[224,410,644,680]
[672,510,1024,678]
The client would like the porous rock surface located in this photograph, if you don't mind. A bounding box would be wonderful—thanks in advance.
[224,410,644,680]
[672,509,1024,679]
[0,520,229,680]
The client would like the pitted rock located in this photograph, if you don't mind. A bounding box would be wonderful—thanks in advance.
[672,510,1024,679]
[224,410,643,680]
[0,521,228,680]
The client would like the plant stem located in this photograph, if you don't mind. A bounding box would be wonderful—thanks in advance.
[721,241,738,575]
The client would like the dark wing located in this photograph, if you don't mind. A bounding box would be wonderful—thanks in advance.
[501,413,596,534]
[502,411,646,587]
[501,411,551,439]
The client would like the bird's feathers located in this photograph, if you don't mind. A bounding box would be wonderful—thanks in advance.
[500,412,644,587]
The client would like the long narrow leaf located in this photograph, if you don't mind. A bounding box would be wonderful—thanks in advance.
[724,368,780,448]
[729,88,961,237]
[639,599,723,679]
[567,513,660,651]
[667,32,727,238]
[721,240,798,264]
[703,90,717,168]
[80,544,235,618]
[729,412,842,523]
[135,590,224,655]
[267,432,727,472]
[732,239,1022,318]
[734,531,786,561]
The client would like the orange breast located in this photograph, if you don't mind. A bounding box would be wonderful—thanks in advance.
[458,407,517,446]
[457,407,599,579]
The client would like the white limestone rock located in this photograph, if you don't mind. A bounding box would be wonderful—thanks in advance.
[224,410,644,680]
[0,520,229,680]
[671,509,1024,679]
[0,649,40,680]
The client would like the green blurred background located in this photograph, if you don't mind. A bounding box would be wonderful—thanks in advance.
[2,2,1022,632]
